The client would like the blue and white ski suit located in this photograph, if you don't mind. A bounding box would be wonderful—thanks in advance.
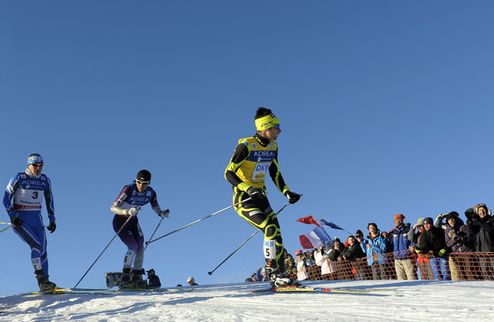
[3,170,55,276]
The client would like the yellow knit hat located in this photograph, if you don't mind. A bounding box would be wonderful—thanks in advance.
[255,113,280,131]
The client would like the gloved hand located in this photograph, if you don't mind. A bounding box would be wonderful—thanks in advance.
[11,216,23,227]
[159,209,170,218]
[127,207,140,217]
[246,187,265,201]
[285,191,301,204]
[47,221,57,233]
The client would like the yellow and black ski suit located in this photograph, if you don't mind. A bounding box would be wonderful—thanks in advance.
[224,133,290,270]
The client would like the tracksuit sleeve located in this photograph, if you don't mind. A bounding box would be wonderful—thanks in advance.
[224,143,251,192]
[269,149,289,194]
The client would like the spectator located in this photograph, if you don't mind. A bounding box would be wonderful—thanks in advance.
[314,245,336,279]
[366,223,387,280]
[246,266,269,282]
[187,276,198,286]
[146,269,161,288]
[327,238,349,279]
[355,230,367,253]
[327,238,344,262]
[295,249,309,281]
[343,235,367,279]
[355,229,372,279]
[415,217,451,280]
[390,213,415,280]
[467,203,494,280]
[284,253,297,276]
[437,212,475,280]
[407,217,432,280]
[380,230,396,279]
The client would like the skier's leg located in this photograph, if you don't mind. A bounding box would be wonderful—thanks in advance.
[113,215,139,286]
[12,212,55,290]
[130,223,147,287]
[233,189,291,286]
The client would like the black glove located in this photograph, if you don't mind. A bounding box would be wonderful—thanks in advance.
[285,191,301,204]
[47,222,56,233]
[11,216,23,227]
[246,187,265,201]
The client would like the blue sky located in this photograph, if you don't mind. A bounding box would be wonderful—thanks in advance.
[1,1,494,295]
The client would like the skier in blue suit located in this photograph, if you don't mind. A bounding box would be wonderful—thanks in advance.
[3,153,57,291]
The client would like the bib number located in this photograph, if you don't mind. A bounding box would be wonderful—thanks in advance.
[263,240,276,259]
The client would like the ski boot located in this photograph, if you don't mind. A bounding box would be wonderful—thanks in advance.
[119,267,134,289]
[266,267,296,288]
[131,269,148,288]
[35,270,57,292]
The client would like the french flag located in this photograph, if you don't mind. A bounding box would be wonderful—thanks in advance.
[299,227,333,249]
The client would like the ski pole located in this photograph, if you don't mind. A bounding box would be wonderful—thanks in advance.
[144,215,165,252]
[207,203,290,276]
[0,222,11,234]
[73,213,135,288]
[146,198,251,245]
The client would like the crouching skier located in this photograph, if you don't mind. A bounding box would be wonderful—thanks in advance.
[3,153,57,291]
[224,107,302,287]
[110,169,169,289]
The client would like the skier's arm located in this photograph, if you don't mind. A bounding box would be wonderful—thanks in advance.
[44,176,55,223]
[110,185,132,215]
[3,175,19,216]
[149,190,168,217]
[224,143,251,192]
[268,150,289,194]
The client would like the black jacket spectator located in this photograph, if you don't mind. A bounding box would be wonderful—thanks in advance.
[416,218,448,258]
[468,212,494,252]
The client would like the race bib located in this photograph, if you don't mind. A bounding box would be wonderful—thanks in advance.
[251,162,270,181]
[263,240,276,259]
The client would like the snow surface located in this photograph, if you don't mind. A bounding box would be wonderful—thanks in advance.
[1,280,493,321]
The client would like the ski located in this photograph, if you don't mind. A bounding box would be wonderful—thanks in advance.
[253,285,375,295]
[26,287,114,296]
[24,287,192,297]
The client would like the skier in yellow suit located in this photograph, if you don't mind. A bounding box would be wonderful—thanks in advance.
[225,107,301,287]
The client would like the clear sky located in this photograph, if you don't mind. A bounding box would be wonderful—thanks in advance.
[1,1,494,295]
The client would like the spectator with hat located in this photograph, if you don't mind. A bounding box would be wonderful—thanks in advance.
[389,213,415,280]
[407,217,432,280]
[295,249,309,281]
[467,203,494,279]
[415,217,450,280]
[187,276,198,286]
[146,269,161,288]
[436,212,475,280]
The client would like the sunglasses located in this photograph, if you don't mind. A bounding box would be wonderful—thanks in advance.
[31,163,44,168]
[136,180,150,184]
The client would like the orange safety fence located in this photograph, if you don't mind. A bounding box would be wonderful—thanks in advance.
[291,252,494,281]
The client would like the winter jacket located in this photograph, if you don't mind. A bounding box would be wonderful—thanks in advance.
[416,226,448,258]
[366,234,387,265]
[444,222,475,253]
[390,224,411,259]
[327,246,343,261]
[343,243,366,261]
[468,215,494,252]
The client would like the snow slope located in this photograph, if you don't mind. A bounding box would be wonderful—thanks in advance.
[1,280,493,321]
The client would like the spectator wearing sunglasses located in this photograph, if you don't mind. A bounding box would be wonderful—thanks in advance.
[111,169,170,289]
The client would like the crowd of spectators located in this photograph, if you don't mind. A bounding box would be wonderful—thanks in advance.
[247,203,494,282]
